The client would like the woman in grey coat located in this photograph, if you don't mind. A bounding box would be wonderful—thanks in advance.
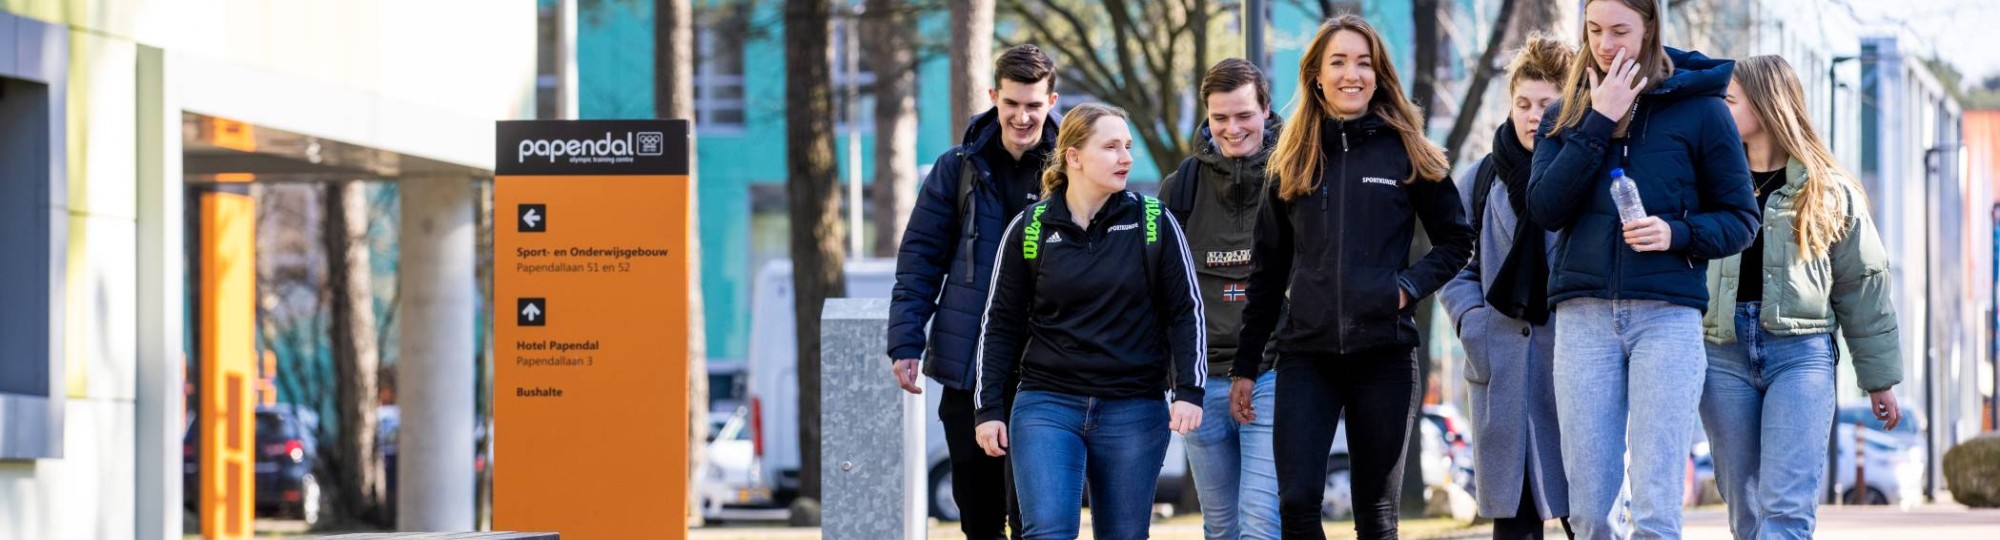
[1439,36,1574,540]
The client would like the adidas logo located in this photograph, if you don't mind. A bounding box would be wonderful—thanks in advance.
[1047,231,1064,243]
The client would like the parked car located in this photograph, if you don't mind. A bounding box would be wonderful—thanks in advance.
[1831,406,1926,506]
[182,405,324,526]
[1321,406,1477,520]
[707,361,749,440]
[701,405,775,521]
[1423,404,1477,496]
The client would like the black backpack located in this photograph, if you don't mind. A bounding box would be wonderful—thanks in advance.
[1163,158,1201,226]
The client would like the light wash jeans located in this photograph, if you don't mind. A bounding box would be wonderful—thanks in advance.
[1698,302,1837,540]
[1182,372,1281,540]
[1554,298,1705,540]
[1010,390,1169,540]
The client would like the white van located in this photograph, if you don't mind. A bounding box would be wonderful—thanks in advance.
[742,259,1190,519]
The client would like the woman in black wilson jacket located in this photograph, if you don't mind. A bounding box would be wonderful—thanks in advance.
[973,103,1206,540]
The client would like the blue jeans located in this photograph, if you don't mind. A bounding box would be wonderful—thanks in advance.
[1182,372,1281,540]
[1699,302,1837,540]
[1553,298,1705,540]
[1010,390,1169,540]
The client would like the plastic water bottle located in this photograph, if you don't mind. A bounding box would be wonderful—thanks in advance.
[1610,168,1647,224]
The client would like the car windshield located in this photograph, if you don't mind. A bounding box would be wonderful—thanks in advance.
[256,413,290,439]
[709,372,745,402]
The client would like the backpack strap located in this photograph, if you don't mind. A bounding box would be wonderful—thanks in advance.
[1469,155,1496,234]
[1164,159,1200,225]
[1141,194,1165,317]
[1019,203,1049,293]
[1021,204,1049,259]
[1142,193,1173,392]
[955,150,980,285]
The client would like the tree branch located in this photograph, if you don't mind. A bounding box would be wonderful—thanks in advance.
[1442,0,1519,165]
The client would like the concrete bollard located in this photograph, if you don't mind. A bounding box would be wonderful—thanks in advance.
[819,298,925,540]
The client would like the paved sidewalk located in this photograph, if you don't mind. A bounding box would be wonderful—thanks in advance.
[1684,504,2000,539]
[691,504,2000,539]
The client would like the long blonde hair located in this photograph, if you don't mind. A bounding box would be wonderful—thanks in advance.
[1547,0,1674,136]
[1039,103,1130,197]
[1269,15,1450,201]
[1734,55,1861,258]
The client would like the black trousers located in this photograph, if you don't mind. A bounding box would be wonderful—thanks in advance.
[1274,346,1420,540]
[939,386,1022,539]
[1491,469,1573,539]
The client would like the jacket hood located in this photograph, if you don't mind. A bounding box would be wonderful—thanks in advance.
[1649,47,1734,101]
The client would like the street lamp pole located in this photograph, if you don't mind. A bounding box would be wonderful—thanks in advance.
[1245,0,1268,73]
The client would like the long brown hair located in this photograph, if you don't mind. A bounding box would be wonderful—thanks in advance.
[1548,0,1674,136]
[1734,55,1861,258]
[1038,103,1130,197]
[1269,15,1450,200]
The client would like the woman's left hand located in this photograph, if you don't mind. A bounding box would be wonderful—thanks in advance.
[1622,217,1673,252]
[1170,401,1203,435]
[1398,288,1409,309]
[1869,389,1902,430]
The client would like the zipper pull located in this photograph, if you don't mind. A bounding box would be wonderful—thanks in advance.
[1342,131,1350,153]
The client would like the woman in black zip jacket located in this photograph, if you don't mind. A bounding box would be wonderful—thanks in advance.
[973,103,1207,540]
[1231,15,1475,540]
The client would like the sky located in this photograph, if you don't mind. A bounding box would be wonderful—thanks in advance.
[1848,0,2000,87]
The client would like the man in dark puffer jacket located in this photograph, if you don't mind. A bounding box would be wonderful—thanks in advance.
[887,44,1060,540]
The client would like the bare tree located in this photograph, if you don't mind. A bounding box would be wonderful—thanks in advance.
[867,0,920,257]
[1441,0,1522,163]
[950,0,996,139]
[1410,0,1443,128]
[1001,0,1222,177]
[324,180,389,527]
[784,0,847,518]
[653,0,711,527]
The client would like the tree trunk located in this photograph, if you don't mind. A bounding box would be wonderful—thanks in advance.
[654,0,708,528]
[325,180,387,526]
[657,0,694,120]
[1441,0,1520,163]
[1193,0,1208,115]
[784,0,846,509]
[1410,0,1441,128]
[866,0,917,258]
[949,0,995,139]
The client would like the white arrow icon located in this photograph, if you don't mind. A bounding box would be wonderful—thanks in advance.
[521,302,543,321]
[522,207,542,228]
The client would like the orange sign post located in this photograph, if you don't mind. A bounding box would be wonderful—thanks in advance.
[493,120,691,538]
[196,183,256,540]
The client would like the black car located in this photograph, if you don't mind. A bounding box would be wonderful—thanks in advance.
[183,406,323,526]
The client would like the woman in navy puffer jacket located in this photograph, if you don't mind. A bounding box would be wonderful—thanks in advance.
[1524,1,1759,538]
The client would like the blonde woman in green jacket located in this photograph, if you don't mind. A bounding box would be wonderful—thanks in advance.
[1702,55,1904,539]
